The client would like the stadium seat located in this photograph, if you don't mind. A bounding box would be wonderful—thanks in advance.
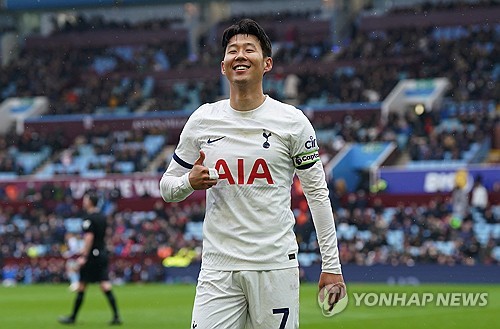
[492,247,500,261]
[386,230,404,252]
[434,241,456,256]
[184,222,203,241]
[357,230,373,241]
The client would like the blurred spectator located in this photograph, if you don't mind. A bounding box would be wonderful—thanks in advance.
[471,175,488,214]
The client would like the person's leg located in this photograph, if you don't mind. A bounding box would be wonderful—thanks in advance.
[66,259,80,292]
[191,269,248,329]
[59,282,87,324]
[92,256,121,324]
[100,281,122,325]
[242,268,300,329]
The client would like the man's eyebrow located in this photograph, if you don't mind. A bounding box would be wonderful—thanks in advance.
[227,42,258,49]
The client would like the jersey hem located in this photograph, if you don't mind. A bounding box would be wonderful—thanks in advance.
[201,260,299,271]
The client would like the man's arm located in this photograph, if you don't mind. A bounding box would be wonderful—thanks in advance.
[77,231,94,266]
[295,160,344,289]
[159,161,194,202]
[160,151,218,202]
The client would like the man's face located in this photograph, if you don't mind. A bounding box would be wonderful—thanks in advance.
[221,34,272,85]
[82,195,90,210]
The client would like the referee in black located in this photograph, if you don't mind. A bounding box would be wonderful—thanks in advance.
[59,190,122,325]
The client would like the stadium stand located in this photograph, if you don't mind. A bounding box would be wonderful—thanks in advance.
[1,0,499,284]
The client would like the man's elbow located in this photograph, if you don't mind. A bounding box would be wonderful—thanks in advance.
[159,179,184,203]
[159,179,174,202]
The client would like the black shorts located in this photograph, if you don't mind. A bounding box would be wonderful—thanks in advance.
[79,255,109,283]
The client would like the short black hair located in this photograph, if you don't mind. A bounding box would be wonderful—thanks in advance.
[221,18,272,57]
[84,190,99,207]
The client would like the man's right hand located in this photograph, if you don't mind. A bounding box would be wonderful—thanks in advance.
[76,255,87,267]
[189,151,218,190]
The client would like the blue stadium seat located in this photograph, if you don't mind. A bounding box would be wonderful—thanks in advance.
[142,76,155,98]
[77,144,96,156]
[144,135,165,157]
[382,207,396,225]
[474,223,492,245]
[297,252,320,266]
[114,161,135,173]
[492,224,500,239]
[64,217,83,233]
[184,222,203,241]
[336,223,358,240]
[434,241,455,256]
[15,146,51,174]
[408,246,420,257]
[386,230,404,252]
[0,172,18,179]
[356,230,373,241]
[492,247,500,261]
[80,170,107,178]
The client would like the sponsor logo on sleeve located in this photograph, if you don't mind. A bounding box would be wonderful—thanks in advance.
[293,150,320,167]
[305,136,317,149]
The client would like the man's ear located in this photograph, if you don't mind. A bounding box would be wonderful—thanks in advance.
[221,61,226,75]
[263,57,273,74]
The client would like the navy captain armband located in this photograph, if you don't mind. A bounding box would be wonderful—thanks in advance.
[293,150,320,170]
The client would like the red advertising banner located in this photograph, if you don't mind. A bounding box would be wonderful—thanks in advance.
[1,173,163,201]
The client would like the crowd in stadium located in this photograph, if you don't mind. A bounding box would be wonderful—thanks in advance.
[1,0,499,284]
[2,4,497,115]
[1,178,499,284]
[387,0,496,13]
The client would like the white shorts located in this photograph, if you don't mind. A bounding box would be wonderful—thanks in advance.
[191,267,299,329]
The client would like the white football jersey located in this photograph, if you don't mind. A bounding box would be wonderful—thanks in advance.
[160,96,341,273]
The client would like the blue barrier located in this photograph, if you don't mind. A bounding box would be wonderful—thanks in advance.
[163,263,500,284]
[303,264,500,284]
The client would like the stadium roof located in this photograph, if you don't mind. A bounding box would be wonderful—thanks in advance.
[2,0,218,11]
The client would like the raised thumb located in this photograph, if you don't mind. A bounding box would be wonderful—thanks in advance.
[194,150,205,166]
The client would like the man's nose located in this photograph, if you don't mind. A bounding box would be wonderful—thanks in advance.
[235,50,246,59]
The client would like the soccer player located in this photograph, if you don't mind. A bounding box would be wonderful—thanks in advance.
[159,18,344,328]
[58,191,122,325]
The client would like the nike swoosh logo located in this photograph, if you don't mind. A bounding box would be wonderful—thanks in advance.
[207,136,225,144]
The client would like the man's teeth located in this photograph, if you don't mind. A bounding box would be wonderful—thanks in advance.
[235,66,248,70]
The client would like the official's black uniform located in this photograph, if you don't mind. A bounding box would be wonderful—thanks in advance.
[80,212,109,283]
[59,193,122,326]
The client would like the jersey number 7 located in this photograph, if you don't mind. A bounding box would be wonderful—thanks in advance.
[272,308,289,329]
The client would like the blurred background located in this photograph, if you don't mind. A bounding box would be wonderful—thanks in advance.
[0,0,499,286]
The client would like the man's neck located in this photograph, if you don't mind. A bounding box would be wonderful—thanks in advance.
[229,85,266,112]
[86,207,98,214]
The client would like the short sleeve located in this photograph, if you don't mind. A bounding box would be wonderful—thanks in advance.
[82,217,93,234]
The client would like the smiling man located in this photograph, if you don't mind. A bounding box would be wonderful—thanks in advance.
[159,18,344,329]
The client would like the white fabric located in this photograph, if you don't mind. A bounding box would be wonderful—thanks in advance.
[471,185,488,209]
[191,268,299,329]
[159,96,341,273]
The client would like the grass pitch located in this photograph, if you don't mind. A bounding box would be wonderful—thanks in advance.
[1,282,498,329]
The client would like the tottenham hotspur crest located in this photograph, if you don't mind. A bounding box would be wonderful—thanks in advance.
[262,130,271,149]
